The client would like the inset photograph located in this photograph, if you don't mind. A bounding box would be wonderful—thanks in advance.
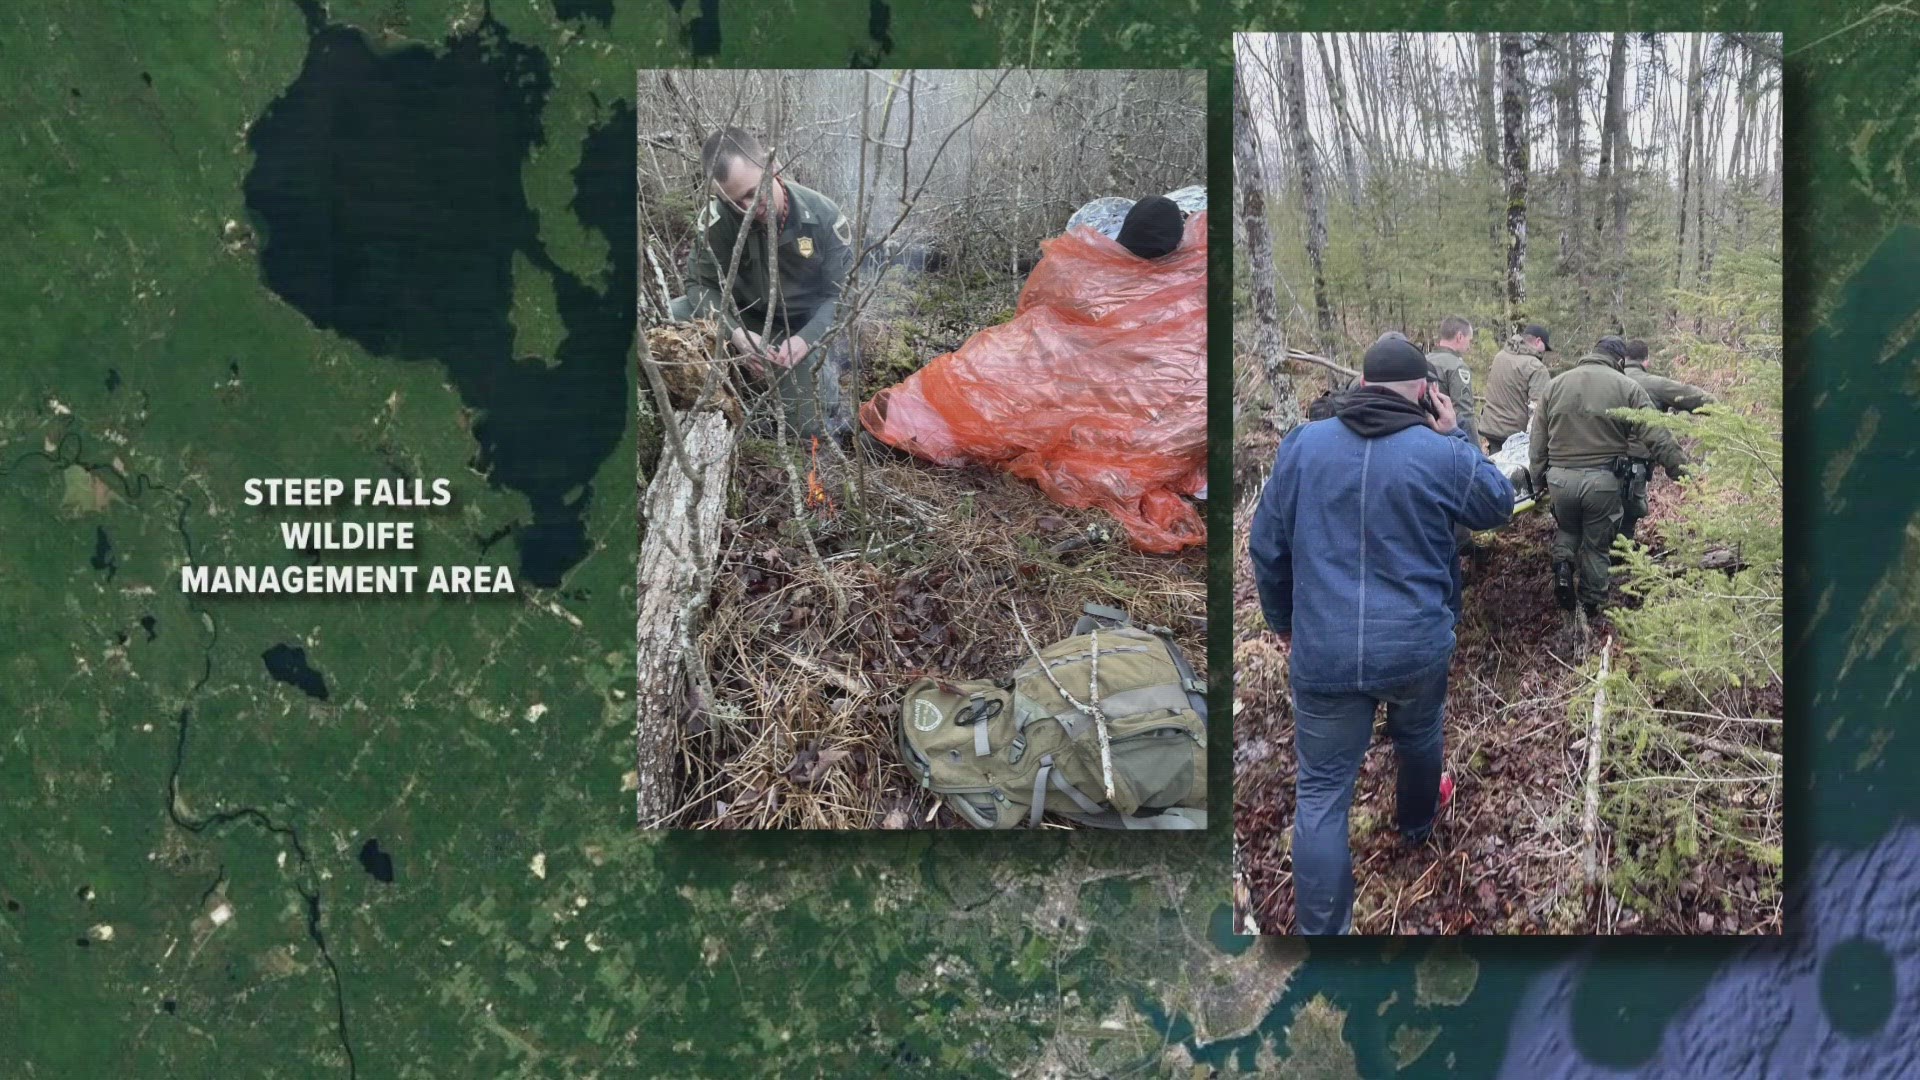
[637,69,1209,830]
[1231,33,1782,933]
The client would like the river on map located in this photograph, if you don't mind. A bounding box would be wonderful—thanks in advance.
[243,1,633,588]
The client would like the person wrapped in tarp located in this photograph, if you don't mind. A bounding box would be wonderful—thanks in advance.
[859,195,1207,553]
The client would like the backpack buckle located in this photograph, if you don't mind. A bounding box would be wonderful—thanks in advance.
[1007,734,1027,765]
[953,696,1003,727]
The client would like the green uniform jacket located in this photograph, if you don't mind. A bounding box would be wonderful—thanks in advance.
[685,179,854,347]
[1425,346,1479,449]
[1482,345,1550,448]
[1623,362,1715,412]
[1622,361,1713,461]
[1528,354,1688,489]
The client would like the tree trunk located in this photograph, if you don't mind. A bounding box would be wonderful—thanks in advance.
[1475,33,1500,170]
[1556,34,1588,322]
[1476,33,1503,307]
[1281,33,1337,368]
[1315,33,1363,206]
[1693,39,1719,293]
[1673,34,1702,304]
[1602,32,1629,332]
[635,411,735,826]
[1500,33,1530,332]
[1234,69,1301,433]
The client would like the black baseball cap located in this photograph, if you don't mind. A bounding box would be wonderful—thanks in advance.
[1524,324,1551,350]
[1362,332,1430,382]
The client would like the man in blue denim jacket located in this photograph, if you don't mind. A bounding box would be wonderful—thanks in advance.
[1250,332,1515,934]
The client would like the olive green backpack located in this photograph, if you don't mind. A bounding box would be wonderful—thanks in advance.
[897,604,1208,830]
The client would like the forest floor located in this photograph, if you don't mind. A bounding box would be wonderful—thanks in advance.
[1230,356,1783,935]
[659,270,1207,829]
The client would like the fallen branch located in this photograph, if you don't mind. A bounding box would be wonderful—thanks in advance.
[1582,637,1611,927]
[1663,727,1783,766]
[1010,602,1116,802]
[1286,348,1360,380]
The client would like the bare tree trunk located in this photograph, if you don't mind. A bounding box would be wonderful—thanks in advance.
[1475,33,1503,307]
[1673,33,1702,306]
[1556,34,1588,322]
[1500,33,1530,331]
[636,412,735,826]
[1694,40,1720,294]
[1315,33,1364,206]
[1235,69,1300,433]
[1601,32,1629,332]
[1281,33,1336,367]
[1476,33,1500,169]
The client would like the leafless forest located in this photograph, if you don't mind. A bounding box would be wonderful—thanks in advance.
[636,69,1207,829]
[1233,34,1783,934]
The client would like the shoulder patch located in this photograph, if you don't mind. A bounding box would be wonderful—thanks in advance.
[912,698,944,732]
[1458,368,1471,386]
[833,214,851,245]
[695,199,719,230]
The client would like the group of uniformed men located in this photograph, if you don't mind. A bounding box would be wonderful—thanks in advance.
[1437,319,1714,618]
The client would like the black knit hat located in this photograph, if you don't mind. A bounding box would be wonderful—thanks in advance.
[1116,195,1183,260]
[1362,331,1431,383]
[1595,336,1629,359]
[1524,324,1551,350]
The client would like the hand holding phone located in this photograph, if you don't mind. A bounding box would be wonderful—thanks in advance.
[1424,387,1457,433]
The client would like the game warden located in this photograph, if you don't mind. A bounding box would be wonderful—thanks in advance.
[668,126,854,439]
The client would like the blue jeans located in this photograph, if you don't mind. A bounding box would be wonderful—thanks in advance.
[1290,663,1451,935]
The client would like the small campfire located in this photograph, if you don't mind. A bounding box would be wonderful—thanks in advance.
[805,436,835,518]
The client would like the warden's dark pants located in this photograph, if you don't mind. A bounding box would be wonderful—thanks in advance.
[1291,663,1450,935]
[666,295,849,438]
[1546,466,1624,609]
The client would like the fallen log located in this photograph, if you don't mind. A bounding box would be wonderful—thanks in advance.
[1582,637,1612,927]
[636,411,735,826]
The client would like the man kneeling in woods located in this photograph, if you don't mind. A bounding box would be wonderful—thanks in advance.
[668,126,855,440]
[1251,332,1515,935]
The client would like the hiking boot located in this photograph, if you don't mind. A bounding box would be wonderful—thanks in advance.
[1583,601,1602,622]
[1552,560,1577,612]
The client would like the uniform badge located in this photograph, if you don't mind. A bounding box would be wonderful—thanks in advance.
[797,236,815,258]
[1460,369,1471,386]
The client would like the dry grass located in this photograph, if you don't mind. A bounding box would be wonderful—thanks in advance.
[675,438,1206,830]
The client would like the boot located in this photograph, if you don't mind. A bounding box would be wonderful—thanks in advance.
[1553,560,1577,612]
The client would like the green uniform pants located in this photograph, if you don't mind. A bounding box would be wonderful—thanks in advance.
[1545,466,1624,610]
[666,295,847,439]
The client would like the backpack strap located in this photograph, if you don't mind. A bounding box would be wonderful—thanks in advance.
[1145,624,1208,720]
[1055,806,1209,830]
[1072,601,1133,635]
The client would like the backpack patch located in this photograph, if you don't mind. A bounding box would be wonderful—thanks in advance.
[912,698,943,732]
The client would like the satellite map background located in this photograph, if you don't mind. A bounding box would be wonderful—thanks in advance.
[1,1,1914,1075]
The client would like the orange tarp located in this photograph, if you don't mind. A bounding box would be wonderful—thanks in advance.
[860,212,1207,553]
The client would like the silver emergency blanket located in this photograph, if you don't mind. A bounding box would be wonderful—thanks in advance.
[1489,430,1534,505]
[1065,185,1209,239]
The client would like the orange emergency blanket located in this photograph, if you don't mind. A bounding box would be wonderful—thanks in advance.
[859,212,1207,553]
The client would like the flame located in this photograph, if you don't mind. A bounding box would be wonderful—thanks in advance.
[806,436,835,517]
